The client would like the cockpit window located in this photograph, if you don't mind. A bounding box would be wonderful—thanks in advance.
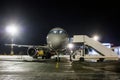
[49,30,67,34]
[53,30,57,33]
[59,30,63,34]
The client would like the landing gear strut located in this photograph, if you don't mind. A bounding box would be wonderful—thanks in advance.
[55,51,60,62]
[70,54,72,61]
[55,51,60,68]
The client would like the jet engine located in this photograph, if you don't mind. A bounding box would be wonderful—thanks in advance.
[27,48,37,57]
[27,47,47,58]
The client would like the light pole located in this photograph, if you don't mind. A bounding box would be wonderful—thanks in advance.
[6,24,18,55]
[11,37,14,55]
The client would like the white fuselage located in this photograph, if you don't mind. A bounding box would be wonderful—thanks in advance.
[46,27,68,50]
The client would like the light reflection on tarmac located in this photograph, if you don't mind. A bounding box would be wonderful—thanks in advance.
[0,55,120,80]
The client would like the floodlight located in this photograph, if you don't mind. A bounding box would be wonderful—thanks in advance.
[6,24,18,36]
[67,43,74,49]
[93,35,99,41]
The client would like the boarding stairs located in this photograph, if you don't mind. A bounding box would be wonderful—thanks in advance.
[72,35,118,60]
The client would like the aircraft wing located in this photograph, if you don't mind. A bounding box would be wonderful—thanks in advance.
[5,44,48,48]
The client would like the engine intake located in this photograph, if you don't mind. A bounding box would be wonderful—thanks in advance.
[27,48,37,57]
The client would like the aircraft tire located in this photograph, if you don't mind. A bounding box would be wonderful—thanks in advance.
[45,53,51,59]
[42,56,44,59]
[55,57,60,62]
[58,57,60,62]
[79,57,84,62]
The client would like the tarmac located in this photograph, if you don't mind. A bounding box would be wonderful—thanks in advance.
[0,55,120,80]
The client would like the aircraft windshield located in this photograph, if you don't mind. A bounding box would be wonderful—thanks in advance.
[49,30,67,34]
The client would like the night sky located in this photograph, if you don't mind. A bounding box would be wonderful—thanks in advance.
[0,0,120,53]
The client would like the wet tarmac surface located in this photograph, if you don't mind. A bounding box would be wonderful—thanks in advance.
[0,55,120,80]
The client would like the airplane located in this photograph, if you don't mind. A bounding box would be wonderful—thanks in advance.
[5,27,69,61]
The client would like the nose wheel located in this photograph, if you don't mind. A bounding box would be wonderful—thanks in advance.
[55,51,60,62]
[55,57,60,62]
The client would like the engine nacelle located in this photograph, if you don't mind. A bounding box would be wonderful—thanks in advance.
[27,47,45,57]
[27,48,37,57]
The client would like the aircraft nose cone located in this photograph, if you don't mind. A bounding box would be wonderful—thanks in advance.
[52,37,63,49]
[47,35,67,49]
